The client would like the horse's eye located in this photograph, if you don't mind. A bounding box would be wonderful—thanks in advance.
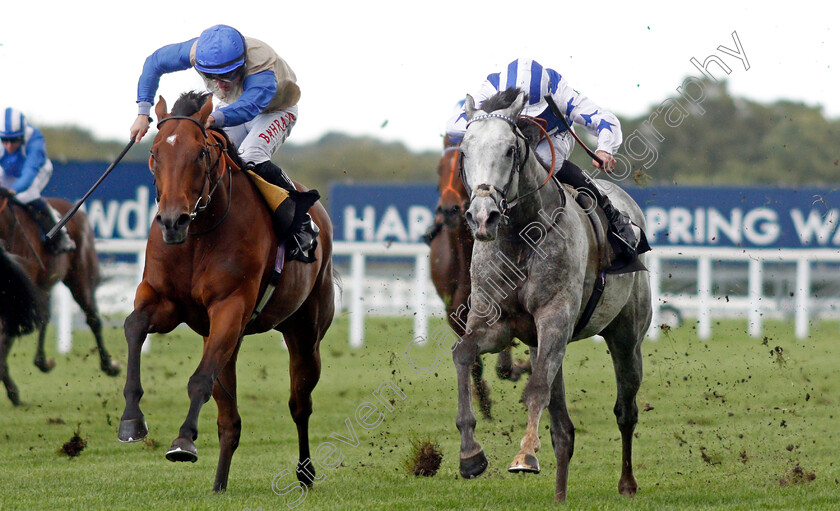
[506,146,515,158]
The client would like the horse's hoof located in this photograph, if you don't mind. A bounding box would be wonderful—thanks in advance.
[508,453,540,473]
[34,356,56,373]
[296,458,316,486]
[619,476,639,497]
[166,438,198,463]
[459,450,488,479]
[102,359,122,377]
[118,418,149,442]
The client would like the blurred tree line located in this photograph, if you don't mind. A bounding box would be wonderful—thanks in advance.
[41,78,839,194]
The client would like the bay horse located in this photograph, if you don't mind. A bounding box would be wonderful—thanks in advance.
[0,190,121,405]
[117,91,334,493]
[429,135,529,419]
[454,89,651,501]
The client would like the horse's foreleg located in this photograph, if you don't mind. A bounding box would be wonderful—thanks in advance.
[509,316,569,476]
[212,339,242,493]
[33,324,55,373]
[118,308,151,442]
[547,364,575,502]
[453,336,486,479]
[605,337,643,497]
[0,335,21,406]
[167,300,245,464]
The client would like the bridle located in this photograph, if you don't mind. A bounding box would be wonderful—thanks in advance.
[436,144,469,219]
[460,113,556,215]
[152,115,233,234]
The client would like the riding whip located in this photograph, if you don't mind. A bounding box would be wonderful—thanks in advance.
[46,139,135,240]
[544,95,604,168]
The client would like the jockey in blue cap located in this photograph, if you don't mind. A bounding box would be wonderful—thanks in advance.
[0,107,75,253]
[447,58,641,261]
[130,24,317,260]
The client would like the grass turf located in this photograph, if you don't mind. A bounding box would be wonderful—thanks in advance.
[0,316,837,510]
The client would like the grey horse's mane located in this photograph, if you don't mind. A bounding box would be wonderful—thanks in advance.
[478,88,543,149]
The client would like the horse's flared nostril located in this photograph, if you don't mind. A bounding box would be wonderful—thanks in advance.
[486,210,501,227]
[175,213,191,229]
[465,210,474,225]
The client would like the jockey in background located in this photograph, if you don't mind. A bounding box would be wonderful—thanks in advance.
[0,107,76,253]
[447,58,641,261]
[129,24,317,260]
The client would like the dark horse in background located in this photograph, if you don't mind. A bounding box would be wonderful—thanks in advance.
[428,135,530,418]
[0,190,120,405]
[118,91,335,493]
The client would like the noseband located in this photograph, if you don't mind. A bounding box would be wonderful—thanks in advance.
[154,115,229,225]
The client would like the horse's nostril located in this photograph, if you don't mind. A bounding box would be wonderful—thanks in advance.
[176,214,191,228]
[487,210,501,225]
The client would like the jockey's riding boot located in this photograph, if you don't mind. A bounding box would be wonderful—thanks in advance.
[601,200,637,261]
[558,160,637,261]
[26,198,76,254]
[252,160,320,261]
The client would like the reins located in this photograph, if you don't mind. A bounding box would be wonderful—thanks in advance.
[463,113,558,215]
[154,116,235,236]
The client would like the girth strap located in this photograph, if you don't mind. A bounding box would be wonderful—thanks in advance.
[246,243,286,328]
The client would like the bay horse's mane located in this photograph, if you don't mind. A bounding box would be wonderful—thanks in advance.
[170,91,244,169]
[478,88,543,148]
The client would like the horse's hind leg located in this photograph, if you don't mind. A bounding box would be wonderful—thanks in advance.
[282,323,324,487]
[602,330,643,497]
[0,335,21,406]
[212,339,242,493]
[65,274,120,376]
[547,364,575,502]
[33,323,55,373]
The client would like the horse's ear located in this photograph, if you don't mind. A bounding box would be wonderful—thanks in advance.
[197,96,214,124]
[464,94,477,120]
[507,91,528,117]
[155,96,169,121]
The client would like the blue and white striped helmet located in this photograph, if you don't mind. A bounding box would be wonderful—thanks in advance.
[487,59,558,117]
[0,107,26,139]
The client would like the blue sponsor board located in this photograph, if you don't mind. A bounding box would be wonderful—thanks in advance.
[42,164,840,249]
[330,183,840,249]
[45,161,155,240]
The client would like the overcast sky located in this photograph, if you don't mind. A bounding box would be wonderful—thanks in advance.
[1,1,836,153]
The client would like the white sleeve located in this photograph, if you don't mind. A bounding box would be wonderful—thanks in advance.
[445,81,498,143]
[551,75,622,154]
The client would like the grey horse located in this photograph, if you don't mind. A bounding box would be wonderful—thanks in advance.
[453,89,652,502]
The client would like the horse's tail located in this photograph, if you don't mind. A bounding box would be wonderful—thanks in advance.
[0,244,45,337]
[332,267,344,302]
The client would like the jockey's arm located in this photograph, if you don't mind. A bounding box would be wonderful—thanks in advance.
[136,39,197,117]
[11,132,47,193]
[210,70,277,127]
[552,75,622,169]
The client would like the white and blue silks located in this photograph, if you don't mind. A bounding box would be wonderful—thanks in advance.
[446,59,622,164]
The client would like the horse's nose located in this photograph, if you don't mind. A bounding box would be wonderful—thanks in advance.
[465,197,501,241]
[155,212,191,243]
[155,212,191,230]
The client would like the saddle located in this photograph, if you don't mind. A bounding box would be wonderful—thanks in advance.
[560,184,649,337]
[207,131,319,263]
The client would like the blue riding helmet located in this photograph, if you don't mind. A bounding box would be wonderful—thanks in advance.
[0,107,26,139]
[194,25,247,75]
